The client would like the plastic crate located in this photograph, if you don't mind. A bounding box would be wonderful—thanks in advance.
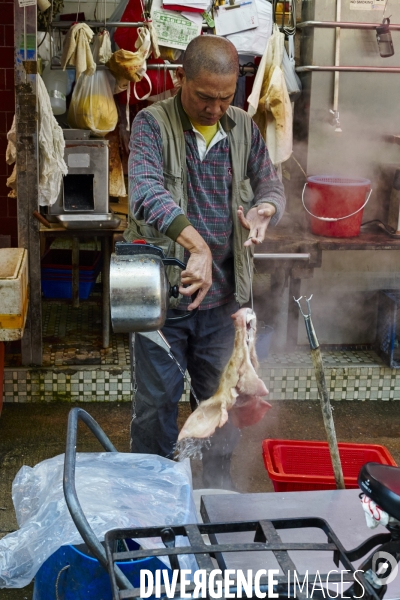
[376,290,400,368]
[262,439,397,492]
[41,279,97,300]
[41,250,102,300]
[41,249,102,271]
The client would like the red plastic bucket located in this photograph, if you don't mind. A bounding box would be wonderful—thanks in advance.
[303,176,372,238]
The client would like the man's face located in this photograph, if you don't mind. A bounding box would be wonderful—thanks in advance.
[177,68,237,126]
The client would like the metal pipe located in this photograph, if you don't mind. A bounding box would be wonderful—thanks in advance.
[50,63,258,75]
[50,63,180,70]
[297,65,400,72]
[297,20,400,30]
[63,408,134,591]
[51,20,209,29]
[51,20,145,28]
[332,0,342,133]
[254,253,310,260]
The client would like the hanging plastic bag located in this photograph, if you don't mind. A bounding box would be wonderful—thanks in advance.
[281,35,302,100]
[108,28,153,129]
[68,69,118,136]
[107,27,153,97]
[114,0,174,99]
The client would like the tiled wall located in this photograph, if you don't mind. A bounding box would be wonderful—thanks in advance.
[4,368,133,403]
[4,363,400,403]
[0,0,16,246]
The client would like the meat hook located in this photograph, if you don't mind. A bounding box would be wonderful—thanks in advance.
[293,294,345,490]
[293,295,318,350]
[293,294,313,317]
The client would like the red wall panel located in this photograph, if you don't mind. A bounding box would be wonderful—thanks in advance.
[0,0,15,246]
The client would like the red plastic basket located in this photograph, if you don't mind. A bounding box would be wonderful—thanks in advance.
[262,439,397,492]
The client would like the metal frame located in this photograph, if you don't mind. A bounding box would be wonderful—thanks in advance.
[297,21,400,30]
[296,19,400,73]
[297,66,400,73]
[104,519,383,600]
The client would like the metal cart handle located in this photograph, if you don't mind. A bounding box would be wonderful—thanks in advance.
[63,407,134,592]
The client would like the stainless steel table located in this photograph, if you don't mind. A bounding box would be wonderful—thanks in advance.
[200,489,399,599]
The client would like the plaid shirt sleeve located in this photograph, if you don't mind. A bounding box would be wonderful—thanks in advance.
[128,110,186,234]
[247,120,286,227]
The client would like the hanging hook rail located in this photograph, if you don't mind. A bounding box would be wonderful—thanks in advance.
[297,20,400,30]
[51,20,146,28]
[49,62,259,74]
[297,65,400,73]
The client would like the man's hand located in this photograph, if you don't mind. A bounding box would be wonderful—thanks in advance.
[176,226,212,310]
[237,203,276,247]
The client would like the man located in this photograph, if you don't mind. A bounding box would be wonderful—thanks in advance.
[125,35,286,489]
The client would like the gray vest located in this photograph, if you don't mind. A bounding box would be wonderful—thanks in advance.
[124,94,255,306]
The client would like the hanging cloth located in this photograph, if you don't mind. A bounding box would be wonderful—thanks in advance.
[6,115,16,165]
[5,86,68,204]
[5,116,17,197]
[95,30,113,65]
[61,23,96,81]
[37,75,68,206]
[247,24,292,168]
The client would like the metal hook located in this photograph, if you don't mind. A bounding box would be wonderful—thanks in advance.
[293,294,318,350]
[293,294,313,318]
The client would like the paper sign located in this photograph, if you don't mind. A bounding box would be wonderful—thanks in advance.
[350,0,386,9]
[214,0,259,37]
[152,9,202,50]
[226,0,272,56]
[18,0,36,7]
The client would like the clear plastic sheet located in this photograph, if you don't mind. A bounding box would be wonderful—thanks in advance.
[0,453,197,589]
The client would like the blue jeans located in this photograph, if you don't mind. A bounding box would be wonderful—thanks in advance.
[130,299,241,459]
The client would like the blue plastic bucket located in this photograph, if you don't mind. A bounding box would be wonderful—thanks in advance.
[33,541,169,600]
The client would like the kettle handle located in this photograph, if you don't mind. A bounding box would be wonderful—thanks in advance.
[162,257,199,323]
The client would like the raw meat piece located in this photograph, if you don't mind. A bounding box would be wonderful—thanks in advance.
[178,308,271,440]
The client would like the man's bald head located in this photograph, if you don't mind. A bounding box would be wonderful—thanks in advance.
[182,35,239,81]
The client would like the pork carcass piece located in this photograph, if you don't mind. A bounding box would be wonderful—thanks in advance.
[178,308,271,440]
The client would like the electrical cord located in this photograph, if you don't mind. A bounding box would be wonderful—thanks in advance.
[361,219,400,238]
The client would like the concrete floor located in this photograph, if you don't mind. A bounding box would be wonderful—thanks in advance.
[1,400,400,598]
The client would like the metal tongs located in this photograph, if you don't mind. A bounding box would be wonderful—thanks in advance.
[294,295,345,490]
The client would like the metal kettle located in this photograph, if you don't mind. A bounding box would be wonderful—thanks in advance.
[110,241,198,333]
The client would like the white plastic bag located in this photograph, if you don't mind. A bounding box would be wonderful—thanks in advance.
[0,452,197,588]
[282,35,302,99]
[68,69,118,136]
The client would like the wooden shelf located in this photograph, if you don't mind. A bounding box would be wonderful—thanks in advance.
[260,224,400,253]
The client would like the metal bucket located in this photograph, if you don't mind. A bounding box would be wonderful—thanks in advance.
[110,253,169,333]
